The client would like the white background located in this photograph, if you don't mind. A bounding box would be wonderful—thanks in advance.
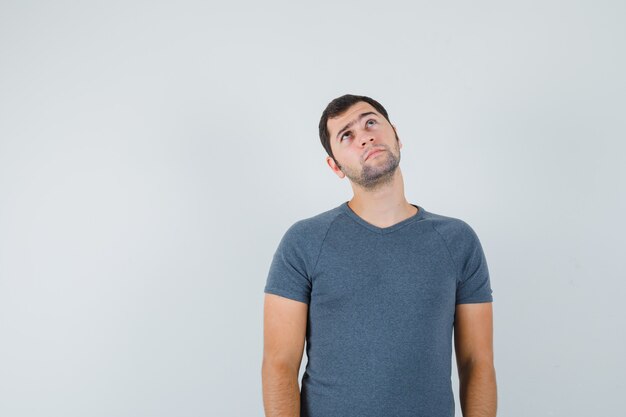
[1,1,624,416]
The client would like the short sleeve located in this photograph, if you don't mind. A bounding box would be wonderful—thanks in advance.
[455,222,493,304]
[264,222,313,305]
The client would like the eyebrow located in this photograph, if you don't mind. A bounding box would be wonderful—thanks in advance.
[335,111,379,141]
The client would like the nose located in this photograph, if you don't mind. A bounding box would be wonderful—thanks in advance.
[359,134,375,147]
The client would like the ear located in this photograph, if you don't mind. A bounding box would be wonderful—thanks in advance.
[326,156,346,179]
[392,124,402,149]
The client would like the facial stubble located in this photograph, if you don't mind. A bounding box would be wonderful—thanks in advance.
[335,134,402,191]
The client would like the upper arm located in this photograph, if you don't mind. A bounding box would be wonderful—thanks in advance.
[454,302,494,370]
[263,293,308,374]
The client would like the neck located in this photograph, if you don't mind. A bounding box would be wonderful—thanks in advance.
[347,168,417,228]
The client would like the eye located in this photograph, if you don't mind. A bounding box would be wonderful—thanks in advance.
[340,119,377,142]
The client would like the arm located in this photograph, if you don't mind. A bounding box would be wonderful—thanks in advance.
[262,293,308,417]
[454,302,497,417]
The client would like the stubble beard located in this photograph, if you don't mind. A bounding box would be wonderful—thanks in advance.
[337,137,401,192]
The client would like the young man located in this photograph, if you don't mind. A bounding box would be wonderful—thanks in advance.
[262,94,497,417]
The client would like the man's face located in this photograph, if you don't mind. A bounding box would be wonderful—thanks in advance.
[326,101,402,190]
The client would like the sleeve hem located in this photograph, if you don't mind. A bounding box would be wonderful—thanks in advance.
[455,297,493,305]
[264,287,310,305]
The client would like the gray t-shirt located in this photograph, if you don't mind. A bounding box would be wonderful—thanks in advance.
[264,201,493,417]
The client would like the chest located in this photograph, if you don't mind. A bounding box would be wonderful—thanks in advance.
[310,230,458,319]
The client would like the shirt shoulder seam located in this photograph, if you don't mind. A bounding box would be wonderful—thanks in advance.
[430,221,461,283]
[310,212,342,278]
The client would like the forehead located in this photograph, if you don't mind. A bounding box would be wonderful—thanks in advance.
[327,101,381,137]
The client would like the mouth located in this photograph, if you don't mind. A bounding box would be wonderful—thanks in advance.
[365,149,385,160]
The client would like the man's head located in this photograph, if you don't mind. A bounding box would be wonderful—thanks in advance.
[318,94,402,191]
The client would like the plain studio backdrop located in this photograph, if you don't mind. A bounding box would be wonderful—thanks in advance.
[0,1,624,416]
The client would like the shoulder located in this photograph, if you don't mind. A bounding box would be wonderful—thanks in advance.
[421,208,487,277]
[286,205,342,237]
[418,208,493,302]
[276,205,343,255]
[422,209,479,244]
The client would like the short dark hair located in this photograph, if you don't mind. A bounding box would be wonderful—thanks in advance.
[318,94,393,161]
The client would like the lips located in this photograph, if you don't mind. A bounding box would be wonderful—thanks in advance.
[365,148,385,160]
